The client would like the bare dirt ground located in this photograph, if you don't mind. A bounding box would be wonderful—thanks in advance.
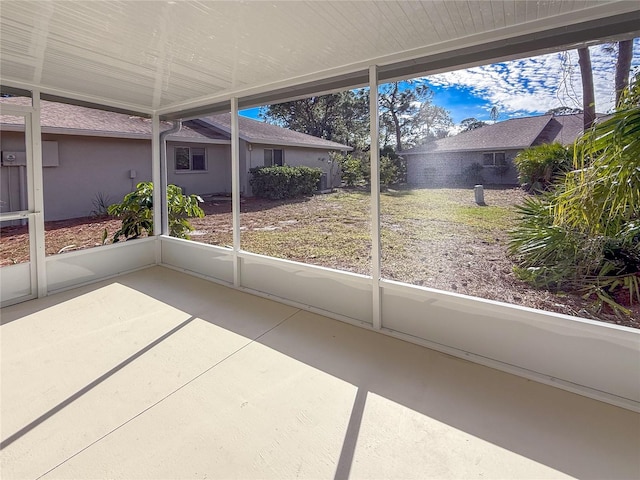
[1,187,638,329]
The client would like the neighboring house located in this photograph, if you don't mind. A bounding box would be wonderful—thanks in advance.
[401,114,585,186]
[0,100,351,221]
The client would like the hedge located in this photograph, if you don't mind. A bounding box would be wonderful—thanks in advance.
[249,165,323,200]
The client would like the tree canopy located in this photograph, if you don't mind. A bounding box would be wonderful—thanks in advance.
[259,90,369,151]
[378,81,452,151]
[459,117,487,132]
[259,82,452,153]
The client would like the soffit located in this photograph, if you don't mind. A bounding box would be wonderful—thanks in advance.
[1,1,638,117]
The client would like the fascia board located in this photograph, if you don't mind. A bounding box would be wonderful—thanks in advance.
[0,124,226,144]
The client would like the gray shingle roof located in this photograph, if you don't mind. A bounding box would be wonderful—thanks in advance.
[400,114,586,155]
[1,99,351,150]
[0,98,219,140]
[199,113,352,151]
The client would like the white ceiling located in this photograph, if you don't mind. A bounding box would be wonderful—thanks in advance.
[1,1,639,117]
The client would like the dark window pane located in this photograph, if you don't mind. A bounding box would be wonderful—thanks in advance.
[482,153,493,165]
[495,152,506,165]
[274,149,283,166]
[264,149,273,166]
[175,147,190,170]
[192,148,206,170]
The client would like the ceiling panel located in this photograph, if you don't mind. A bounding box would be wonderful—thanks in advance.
[0,0,637,117]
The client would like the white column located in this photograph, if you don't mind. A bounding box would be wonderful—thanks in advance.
[369,65,382,330]
[231,98,241,287]
[31,91,47,297]
[151,115,162,262]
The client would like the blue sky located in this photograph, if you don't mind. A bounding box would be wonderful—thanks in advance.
[241,39,640,129]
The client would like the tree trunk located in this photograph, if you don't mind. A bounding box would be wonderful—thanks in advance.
[392,110,403,152]
[578,47,596,131]
[615,40,633,107]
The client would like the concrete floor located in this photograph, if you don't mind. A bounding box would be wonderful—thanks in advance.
[1,266,639,480]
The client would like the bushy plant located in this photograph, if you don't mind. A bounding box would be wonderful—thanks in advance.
[513,143,573,192]
[333,152,402,187]
[249,165,322,200]
[463,162,484,185]
[509,76,640,314]
[380,145,406,183]
[108,182,204,242]
[379,155,399,186]
[332,153,367,186]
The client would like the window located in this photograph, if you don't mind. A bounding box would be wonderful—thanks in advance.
[175,146,206,171]
[482,152,506,166]
[264,148,284,166]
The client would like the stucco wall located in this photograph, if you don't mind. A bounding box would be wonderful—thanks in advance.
[1,132,153,221]
[2,131,341,221]
[1,132,236,221]
[0,132,28,216]
[167,143,232,195]
[407,150,520,186]
[247,144,341,189]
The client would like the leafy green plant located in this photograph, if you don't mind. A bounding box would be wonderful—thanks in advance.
[108,182,204,242]
[332,153,366,187]
[513,143,573,192]
[249,165,322,200]
[379,155,399,187]
[509,75,640,314]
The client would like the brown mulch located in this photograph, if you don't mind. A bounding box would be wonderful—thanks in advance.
[1,190,638,329]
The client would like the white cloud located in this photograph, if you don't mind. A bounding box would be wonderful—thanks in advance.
[426,39,640,117]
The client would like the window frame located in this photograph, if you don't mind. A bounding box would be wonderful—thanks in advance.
[174,146,207,173]
[264,148,284,167]
[482,151,506,167]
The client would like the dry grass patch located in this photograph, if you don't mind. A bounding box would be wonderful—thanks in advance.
[1,187,637,328]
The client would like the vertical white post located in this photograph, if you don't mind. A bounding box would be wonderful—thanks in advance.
[231,98,241,287]
[369,65,382,330]
[31,91,47,297]
[151,115,162,262]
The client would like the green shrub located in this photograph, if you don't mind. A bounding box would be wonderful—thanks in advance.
[249,165,322,200]
[379,155,399,186]
[108,182,204,242]
[333,152,402,187]
[332,153,366,187]
[514,143,573,192]
[510,76,640,314]
[463,162,484,185]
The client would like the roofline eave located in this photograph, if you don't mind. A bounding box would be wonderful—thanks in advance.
[401,145,533,155]
[0,124,226,144]
[247,139,353,151]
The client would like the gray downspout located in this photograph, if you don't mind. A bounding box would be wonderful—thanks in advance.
[159,121,182,236]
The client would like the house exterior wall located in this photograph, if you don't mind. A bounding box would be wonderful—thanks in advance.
[246,144,341,194]
[42,134,153,221]
[167,142,232,196]
[406,149,520,186]
[1,132,152,221]
[0,131,28,216]
[1,132,236,221]
[2,131,342,221]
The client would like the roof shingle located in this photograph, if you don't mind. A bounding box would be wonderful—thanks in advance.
[1,98,352,150]
[400,114,586,155]
[198,113,352,151]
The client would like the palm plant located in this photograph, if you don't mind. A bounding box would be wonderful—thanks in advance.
[509,74,640,314]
